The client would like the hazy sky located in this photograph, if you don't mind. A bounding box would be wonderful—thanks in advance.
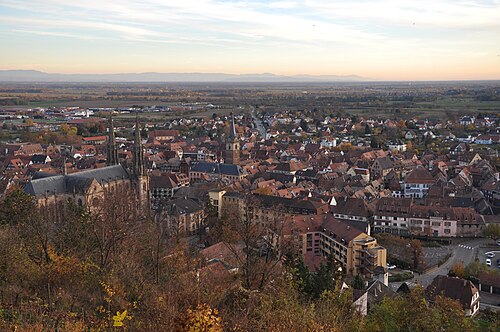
[1,0,499,80]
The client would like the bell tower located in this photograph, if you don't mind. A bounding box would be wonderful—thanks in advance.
[225,113,240,165]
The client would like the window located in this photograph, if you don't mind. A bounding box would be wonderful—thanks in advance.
[444,222,451,227]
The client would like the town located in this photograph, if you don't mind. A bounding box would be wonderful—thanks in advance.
[0,81,499,330]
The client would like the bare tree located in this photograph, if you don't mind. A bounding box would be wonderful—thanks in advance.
[222,196,292,290]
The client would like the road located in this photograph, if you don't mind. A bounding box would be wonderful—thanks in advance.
[415,238,491,287]
[250,106,267,139]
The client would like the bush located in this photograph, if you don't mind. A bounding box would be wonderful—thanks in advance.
[388,271,413,282]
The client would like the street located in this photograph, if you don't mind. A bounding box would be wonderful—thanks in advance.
[416,238,491,287]
[250,106,267,139]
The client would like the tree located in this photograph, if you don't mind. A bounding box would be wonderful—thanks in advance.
[177,303,222,332]
[310,255,343,299]
[352,274,364,290]
[409,239,423,270]
[366,287,476,332]
[24,118,34,127]
[221,198,289,290]
[89,186,138,270]
[448,262,465,278]
[0,186,38,225]
[483,224,500,239]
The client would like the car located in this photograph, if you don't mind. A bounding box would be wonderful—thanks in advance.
[386,264,396,270]
[496,239,500,246]
[486,258,492,266]
[486,252,495,258]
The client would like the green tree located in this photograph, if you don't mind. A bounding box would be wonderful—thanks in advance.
[366,287,476,332]
[484,224,500,239]
[351,274,364,290]
[0,187,37,225]
[310,255,343,299]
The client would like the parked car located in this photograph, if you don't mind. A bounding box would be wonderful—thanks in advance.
[496,239,500,246]
[486,258,492,266]
[486,252,495,258]
[386,264,396,270]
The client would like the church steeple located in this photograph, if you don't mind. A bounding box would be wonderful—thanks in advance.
[229,112,237,141]
[225,112,240,165]
[132,112,145,177]
[106,114,119,166]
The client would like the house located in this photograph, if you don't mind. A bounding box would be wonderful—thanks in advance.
[352,278,397,316]
[457,152,482,166]
[160,197,206,235]
[150,173,190,207]
[481,175,500,214]
[425,275,479,317]
[82,135,107,145]
[475,134,500,145]
[387,141,407,153]
[331,197,373,233]
[189,162,245,183]
[148,129,179,142]
[370,157,394,180]
[408,205,458,237]
[5,158,25,170]
[373,197,413,236]
[450,143,470,155]
[208,189,227,217]
[459,116,475,126]
[29,154,51,165]
[320,137,337,148]
[404,130,417,140]
[4,143,44,156]
[403,166,435,199]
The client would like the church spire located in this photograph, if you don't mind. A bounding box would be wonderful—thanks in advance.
[225,112,240,165]
[229,112,237,141]
[106,113,119,166]
[132,112,145,177]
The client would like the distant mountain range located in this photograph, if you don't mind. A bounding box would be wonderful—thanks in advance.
[0,70,367,83]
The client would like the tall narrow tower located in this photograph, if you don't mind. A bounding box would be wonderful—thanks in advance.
[225,113,240,165]
[106,114,119,166]
[132,113,149,210]
[132,113,145,178]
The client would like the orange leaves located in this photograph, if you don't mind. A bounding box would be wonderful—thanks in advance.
[177,304,223,332]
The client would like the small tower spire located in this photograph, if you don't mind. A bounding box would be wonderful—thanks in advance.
[106,113,119,166]
[229,112,237,141]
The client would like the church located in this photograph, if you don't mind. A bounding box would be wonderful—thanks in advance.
[24,115,149,212]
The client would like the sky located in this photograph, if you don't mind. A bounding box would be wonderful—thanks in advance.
[1,0,500,80]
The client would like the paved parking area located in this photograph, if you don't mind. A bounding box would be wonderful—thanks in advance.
[478,245,500,271]
[422,246,452,269]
